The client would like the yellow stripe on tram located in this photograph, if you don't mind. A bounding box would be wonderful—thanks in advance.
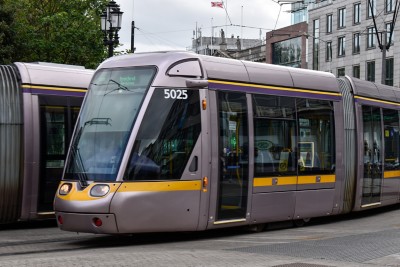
[117,180,202,192]
[208,79,342,97]
[22,84,87,93]
[384,170,400,179]
[253,175,336,187]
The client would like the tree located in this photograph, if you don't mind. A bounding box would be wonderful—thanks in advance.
[0,0,17,64]
[7,0,109,68]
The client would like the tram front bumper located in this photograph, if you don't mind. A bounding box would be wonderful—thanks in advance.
[55,212,119,234]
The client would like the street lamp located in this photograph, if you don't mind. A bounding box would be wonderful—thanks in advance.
[101,0,123,58]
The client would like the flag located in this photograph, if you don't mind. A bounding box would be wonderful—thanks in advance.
[211,2,223,8]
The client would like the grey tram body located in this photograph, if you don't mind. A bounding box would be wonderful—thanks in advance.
[0,63,93,224]
[54,51,400,234]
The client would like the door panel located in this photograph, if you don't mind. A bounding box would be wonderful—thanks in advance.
[216,91,249,221]
[362,106,383,206]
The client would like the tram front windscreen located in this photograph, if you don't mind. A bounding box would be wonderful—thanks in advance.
[64,67,156,182]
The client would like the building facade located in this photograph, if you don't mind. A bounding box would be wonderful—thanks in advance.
[189,29,263,60]
[308,0,399,86]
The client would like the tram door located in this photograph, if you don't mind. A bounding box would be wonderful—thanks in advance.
[216,92,249,221]
[38,97,81,212]
[361,106,383,206]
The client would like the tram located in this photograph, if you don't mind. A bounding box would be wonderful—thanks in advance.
[0,63,93,224]
[54,51,400,234]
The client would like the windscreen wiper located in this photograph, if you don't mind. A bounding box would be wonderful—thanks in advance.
[70,145,88,188]
[104,79,130,95]
[84,118,111,126]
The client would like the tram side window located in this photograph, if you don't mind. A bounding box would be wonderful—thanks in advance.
[383,109,400,170]
[253,95,297,176]
[124,88,201,181]
[297,99,335,174]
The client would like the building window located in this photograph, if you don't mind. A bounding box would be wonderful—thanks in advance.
[337,68,346,77]
[366,61,375,82]
[353,33,360,54]
[338,36,345,57]
[353,65,360,78]
[338,8,346,28]
[313,19,320,70]
[272,37,302,68]
[367,0,376,18]
[386,58,394,86]
[327,14,332,33]
[386,0,394,13]
[354,3,361,24]
[367,27,375,48]
[386,22,394,45]
[326,41,332,61]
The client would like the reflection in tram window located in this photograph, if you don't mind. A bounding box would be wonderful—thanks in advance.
[297,99,335,174]
[252,95,296,176]
[124,89,201,181]
[362,106,382,205]
[383,109,400,170]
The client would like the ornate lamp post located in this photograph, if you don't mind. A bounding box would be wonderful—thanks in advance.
[101,0,123,58]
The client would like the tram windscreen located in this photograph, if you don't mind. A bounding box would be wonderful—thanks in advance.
[64,67,156,181]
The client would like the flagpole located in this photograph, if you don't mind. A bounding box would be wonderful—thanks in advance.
[225,0,228,36]
[211,18,213,55]
[241,5,243,50]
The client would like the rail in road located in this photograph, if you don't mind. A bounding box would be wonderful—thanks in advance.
[0,206,399,267]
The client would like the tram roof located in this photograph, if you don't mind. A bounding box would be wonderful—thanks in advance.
[346,76,400,104]
[99,51,340,94]
[14,62,94,89]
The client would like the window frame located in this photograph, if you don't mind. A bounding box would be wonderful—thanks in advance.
[367,27,375,49]
[366,60,375,82]
[353,32,360,54]
[354,2,361,24]
[338,36,346,57]
[326,14,333,34]
[338,7,346,29]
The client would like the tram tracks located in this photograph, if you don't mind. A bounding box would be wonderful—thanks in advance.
[0,235,93,257]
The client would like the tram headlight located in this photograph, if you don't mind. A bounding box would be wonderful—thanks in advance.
[59,183,72,195]
[90,184,110,197]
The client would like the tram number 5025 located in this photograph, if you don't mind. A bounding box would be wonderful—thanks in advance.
[164,89,188,99]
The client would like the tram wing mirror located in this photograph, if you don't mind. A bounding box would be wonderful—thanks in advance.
[189,156,198,172]
[185,79,208,88]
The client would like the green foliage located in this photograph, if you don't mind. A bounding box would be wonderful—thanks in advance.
[4,0,110,68]
[0,0,16,64]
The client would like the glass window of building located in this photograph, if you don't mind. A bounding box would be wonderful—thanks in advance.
[338,8,346,28]
[337,68,345,77]
[354,3,361,24]
[367,27,375,48]
[326,41,332,61]
[367,0,376,18]
[338,36,345,57]
[327,14,332,33]
[313,19,320,70]
[272,37,302,68]
[386,58,394,86]
[353,33,360,54]
[386,0,394,13]
[353,65,360,78]
[386,22,394,44]
[366,61,375,82]
[291,2,308,24]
